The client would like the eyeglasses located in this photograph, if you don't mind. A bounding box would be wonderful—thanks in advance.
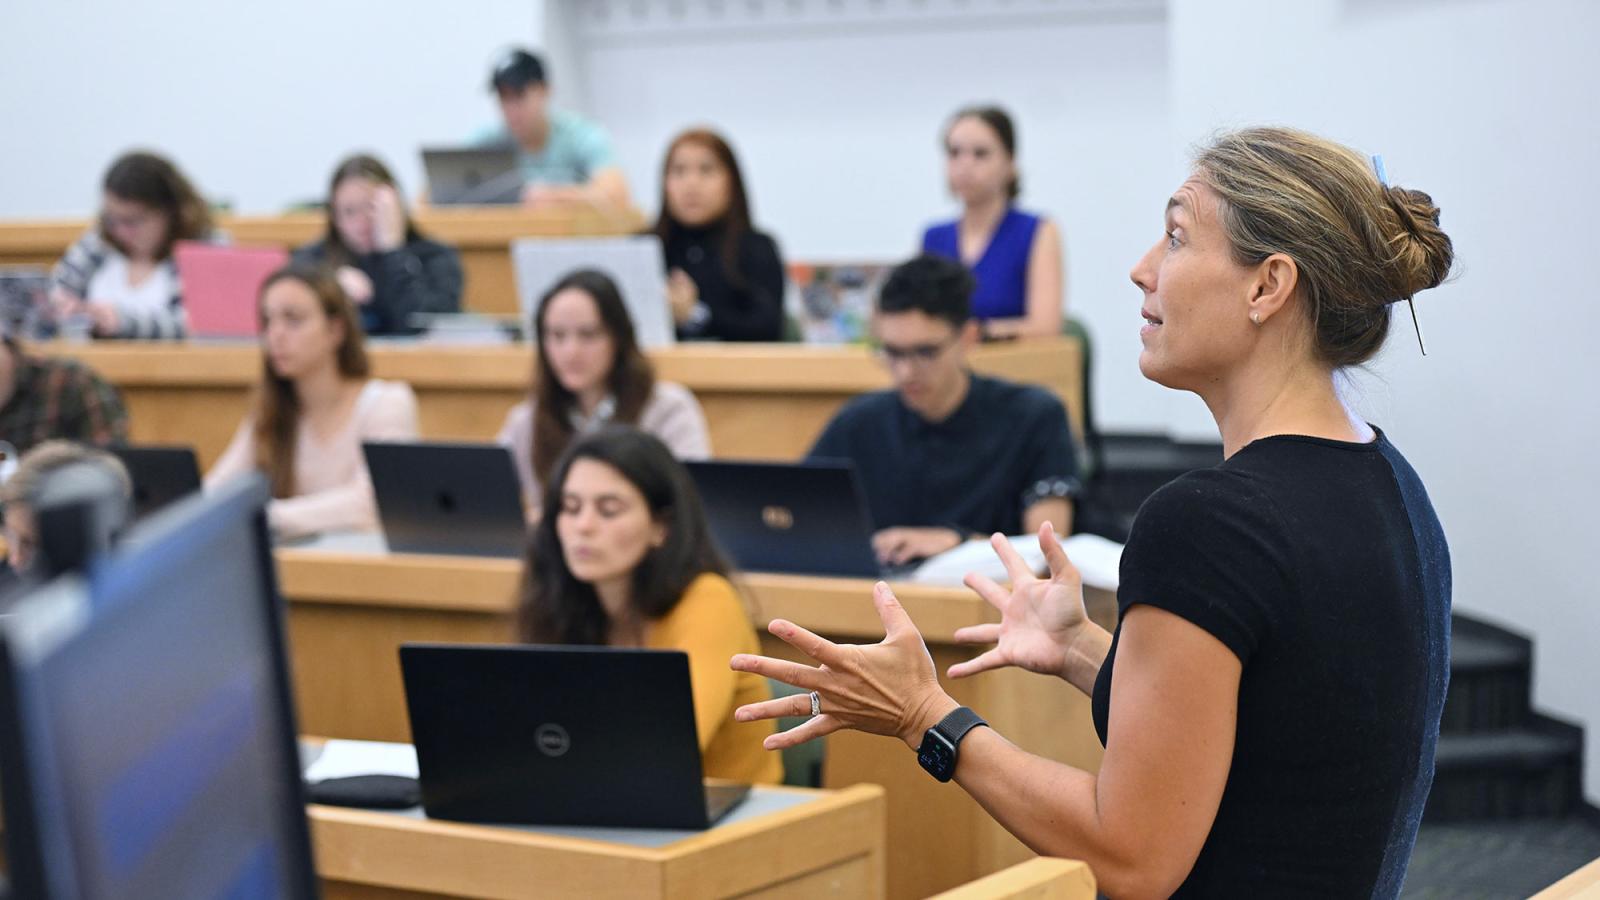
[874,337,958,368]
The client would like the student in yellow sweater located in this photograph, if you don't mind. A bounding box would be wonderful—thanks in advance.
[516,425,781,785]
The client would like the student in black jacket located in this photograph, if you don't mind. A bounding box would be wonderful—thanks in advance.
[293,154,463,335]
[652,130,786,342]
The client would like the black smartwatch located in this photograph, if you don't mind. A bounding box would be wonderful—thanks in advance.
[916,706,988,783]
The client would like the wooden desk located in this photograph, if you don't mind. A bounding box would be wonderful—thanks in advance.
[0,207,644,317]
[309,784,886,899]
[1534,856,1600,899]
[929,858,1097,899]
[276,549,1113,900]
[43,338,1082,469]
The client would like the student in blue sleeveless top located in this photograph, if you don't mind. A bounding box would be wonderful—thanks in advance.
[921,107,1065,339]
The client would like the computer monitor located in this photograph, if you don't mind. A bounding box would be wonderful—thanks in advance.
[0,476,317,899]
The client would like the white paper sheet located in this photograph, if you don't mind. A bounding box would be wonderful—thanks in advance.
[303,739,419,782]
[909,533,1122,591]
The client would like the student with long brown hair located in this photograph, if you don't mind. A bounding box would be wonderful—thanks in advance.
[497,269,708,517]
[50,151,217,339]
[653,129,786,341]
[205,266,418,539]
[292,154,463,335]
[518,426,780,784]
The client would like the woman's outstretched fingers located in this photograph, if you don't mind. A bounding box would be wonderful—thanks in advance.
[764,714,842,751]
[872,581,918,638]
[948,647,1009,679]
[1039,523,1082,585]
[963,571,1012,611]
[729,653,824,690]
[734,691,816,724]
[767,619,843,666]
[952,623,1001,645]
[989,532,1036,585]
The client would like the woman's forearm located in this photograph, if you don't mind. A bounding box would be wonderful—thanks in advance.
[1062,623,1112,695]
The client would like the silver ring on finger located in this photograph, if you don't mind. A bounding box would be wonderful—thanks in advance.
[808,690,821,718]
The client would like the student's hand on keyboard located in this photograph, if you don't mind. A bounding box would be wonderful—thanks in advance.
[872,526,963,567]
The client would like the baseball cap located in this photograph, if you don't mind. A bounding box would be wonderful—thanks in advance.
[490,49,547,93]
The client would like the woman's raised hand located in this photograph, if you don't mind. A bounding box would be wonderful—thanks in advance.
[948,522,1091,681]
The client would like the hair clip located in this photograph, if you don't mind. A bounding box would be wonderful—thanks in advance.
[1373,154,1426,356]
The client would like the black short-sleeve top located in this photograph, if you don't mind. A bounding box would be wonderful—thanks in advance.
[1090,430,1451,898]
[806,373,1080,537]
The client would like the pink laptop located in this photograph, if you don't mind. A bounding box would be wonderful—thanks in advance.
[175,241,290,339]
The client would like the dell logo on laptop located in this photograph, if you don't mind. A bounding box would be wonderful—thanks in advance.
[761,505,794,530]
[535,723,570,757]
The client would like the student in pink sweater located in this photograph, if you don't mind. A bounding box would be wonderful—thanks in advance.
[498,269,709,519]
[206,266,418,539]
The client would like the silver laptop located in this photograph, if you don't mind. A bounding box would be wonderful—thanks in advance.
[421,147,523,206]
[510,236,676,348]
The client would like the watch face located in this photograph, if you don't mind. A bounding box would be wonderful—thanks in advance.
[918,732,958,781]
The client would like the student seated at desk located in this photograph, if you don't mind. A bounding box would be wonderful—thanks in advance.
[921,106,1065,339]
[206,266,418,539]
[292,154,463,336]
[0,330,129,453]
[50,151,217,339]
[1,440,130,583]
[498,269,709,518]
[807,255,1079,566]
[475,48,630,211]
[518,426,781,785]
[654,129,787,342]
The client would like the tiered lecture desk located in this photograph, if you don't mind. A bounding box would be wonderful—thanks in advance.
[278,547,1116,900]
[0,207,645,318]
[38,337,1081,470]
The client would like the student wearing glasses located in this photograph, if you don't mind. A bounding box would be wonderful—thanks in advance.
[805,255,1079,567]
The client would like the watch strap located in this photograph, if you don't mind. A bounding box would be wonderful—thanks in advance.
[933,706,988,746]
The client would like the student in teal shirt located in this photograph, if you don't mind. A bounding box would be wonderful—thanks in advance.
[477,49,632,211]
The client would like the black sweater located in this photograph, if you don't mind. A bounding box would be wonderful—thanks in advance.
[662,224,786,342]
[292,236,464,336]
[1092,430,1450,897]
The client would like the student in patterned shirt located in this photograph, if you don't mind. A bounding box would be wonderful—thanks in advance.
[0,334,129,453]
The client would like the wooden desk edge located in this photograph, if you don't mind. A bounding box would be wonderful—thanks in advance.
[275,550,997,641]
[1531,856,1600,899]
[927,857,1097,899]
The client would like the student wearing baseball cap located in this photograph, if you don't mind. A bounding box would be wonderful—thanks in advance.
[472,48,632,212]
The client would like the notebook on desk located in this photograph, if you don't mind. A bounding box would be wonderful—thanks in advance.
[399,643,749,830]
[685,459,912,579]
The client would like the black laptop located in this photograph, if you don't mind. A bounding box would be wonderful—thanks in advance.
[111,445,203,520]
[363,441,527,557]
[399,643,750,829]
[685,459,894,578]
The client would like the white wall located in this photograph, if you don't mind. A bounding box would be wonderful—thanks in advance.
[1168,0,1600,803]
[0,1,541,216]
[573,0,1183,435]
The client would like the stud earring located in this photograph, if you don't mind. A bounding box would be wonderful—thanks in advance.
[1251,312,1262,326]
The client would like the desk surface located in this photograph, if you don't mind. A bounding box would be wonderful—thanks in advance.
[308,782,885,899]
